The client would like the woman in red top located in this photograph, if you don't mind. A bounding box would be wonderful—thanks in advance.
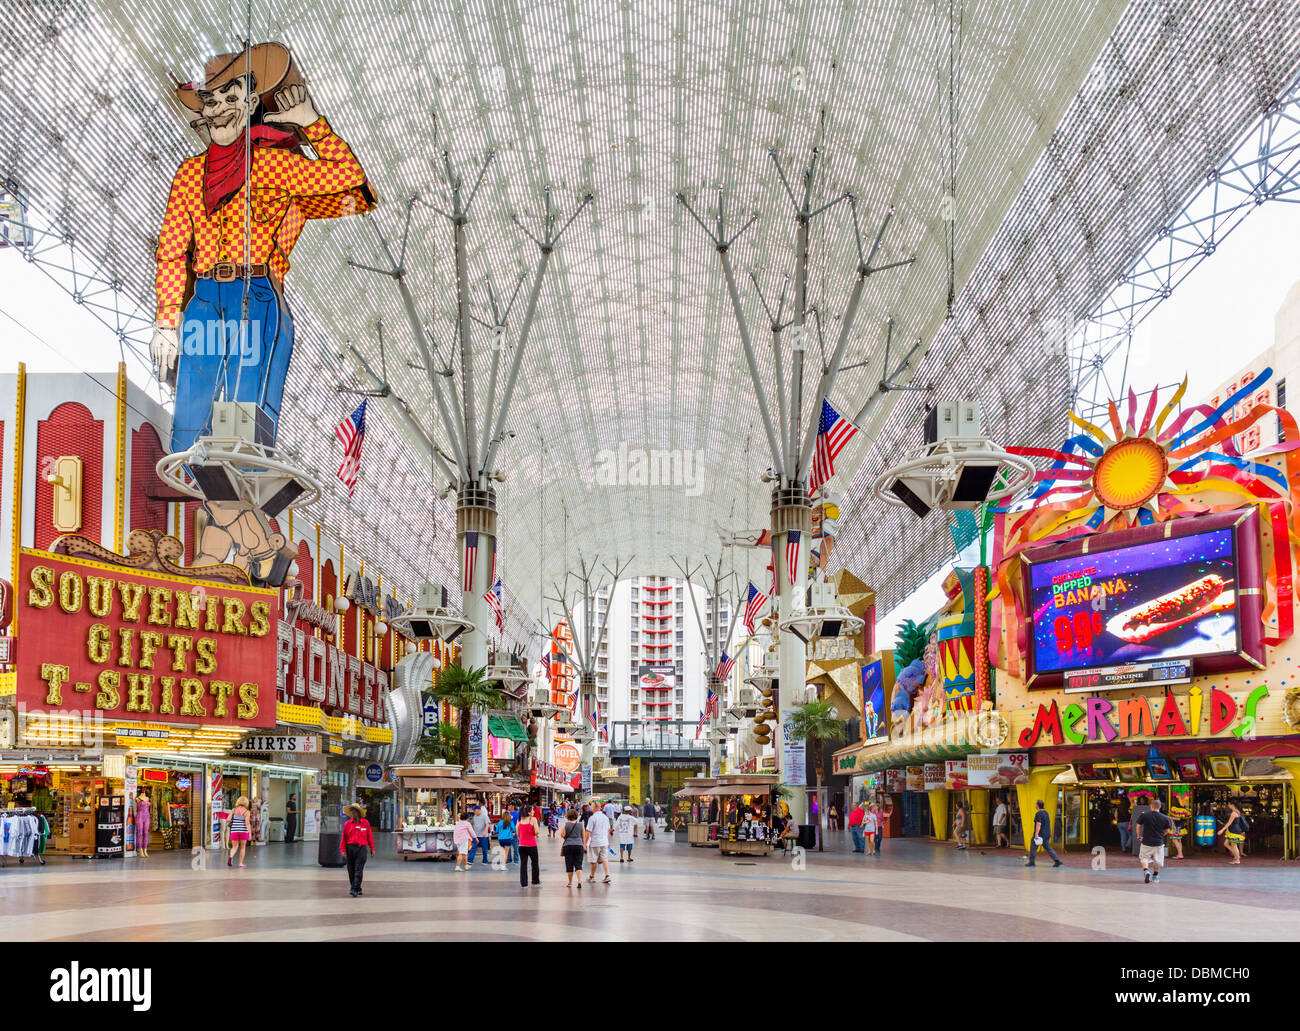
[516,809,541,888]
[340,803,376,897]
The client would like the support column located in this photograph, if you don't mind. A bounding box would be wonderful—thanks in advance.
[579,671,596,783]
[927,788,951,839]
[969,788,990,846]
[457,486,497,773]
[707,676,723,778]
[1015,765,1069,854]
[772,491,812,824]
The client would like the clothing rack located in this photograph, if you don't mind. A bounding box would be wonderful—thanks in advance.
[1,807,46,867]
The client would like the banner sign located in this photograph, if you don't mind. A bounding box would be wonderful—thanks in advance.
[276,620,388,722]
[580,763,592,796]
[967,752,1029,788]
[922,763,946,791]
[905,765,925,791]
[469,711,485,774]
[552,742,581,772]
[886,768,907,793]
[780,711,806,787]
[17,550,277,728]
[860,657,888,743]
[532,758,570,787]
[944,760,968,790]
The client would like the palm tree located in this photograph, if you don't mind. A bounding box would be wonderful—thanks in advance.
[433,663,505,769]
[413,719,460,764]
[786,699,846,795]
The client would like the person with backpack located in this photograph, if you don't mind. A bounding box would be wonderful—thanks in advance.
[1219,802,1248,865]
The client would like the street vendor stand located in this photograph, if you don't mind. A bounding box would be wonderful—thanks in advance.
[675,778,719,847]
[391,764,477,860]
[712,774,780,856]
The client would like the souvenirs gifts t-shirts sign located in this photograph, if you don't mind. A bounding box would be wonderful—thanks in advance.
[16,550,277,728]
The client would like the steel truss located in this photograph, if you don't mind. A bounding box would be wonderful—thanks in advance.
[0,176,158,389]
[1070,73,1300,416]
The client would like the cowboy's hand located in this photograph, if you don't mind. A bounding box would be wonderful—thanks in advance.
[264,84,319,128]
[150,325,179,388]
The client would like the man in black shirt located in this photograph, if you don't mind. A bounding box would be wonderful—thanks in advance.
[1025,799,1063,867]
[1134,798,1175,883]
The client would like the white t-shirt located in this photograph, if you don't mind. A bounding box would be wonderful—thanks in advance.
[863,811,878,833]
[616,814,637,843]
[586,811,611,847]
[603,803,619,823]
[993,803,1008,826]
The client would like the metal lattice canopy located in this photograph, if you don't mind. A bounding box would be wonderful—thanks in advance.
[3,1,1299,621]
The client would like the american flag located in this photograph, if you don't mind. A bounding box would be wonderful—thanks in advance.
[742,582,768,635]
[809,399,860,494]
[714,652,735,681]
[696,687,720,739]
[539,652,552,683]
[462,531,478,593]
[695,708,707,739]
[785,529,801,588]
[484,579,504,632]
[334,400,367,498]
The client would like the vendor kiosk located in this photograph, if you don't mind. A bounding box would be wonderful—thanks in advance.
[713,774,780,856]
[391,764,477,860]
[676,778,719,846]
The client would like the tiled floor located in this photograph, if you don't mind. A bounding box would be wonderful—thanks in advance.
[3,833,1296,941]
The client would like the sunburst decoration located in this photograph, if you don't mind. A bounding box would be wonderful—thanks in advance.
[985,368,1300,675]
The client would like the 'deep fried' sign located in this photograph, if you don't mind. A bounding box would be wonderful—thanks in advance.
[16,549,277,728]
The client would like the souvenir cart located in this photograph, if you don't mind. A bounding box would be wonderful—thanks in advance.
[391,764,477,860]
[713,775,780,856]
[675,778,719,846]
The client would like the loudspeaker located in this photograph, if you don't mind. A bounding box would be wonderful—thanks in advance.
[889,477,931,518]
[191,463,241,501]
[952,463,1000,506]
[260,476,308,517]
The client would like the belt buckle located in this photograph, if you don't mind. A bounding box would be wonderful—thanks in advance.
[212,262,236,283]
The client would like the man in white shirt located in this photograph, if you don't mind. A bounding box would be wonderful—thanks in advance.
[584,806,613,883]
[993,798,1009,848]
[616,807,638,862]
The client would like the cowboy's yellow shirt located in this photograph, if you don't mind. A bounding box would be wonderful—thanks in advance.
[153,117,370,328]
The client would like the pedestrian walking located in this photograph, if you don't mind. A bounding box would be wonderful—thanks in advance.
[496,810,517,869]
[517,808,541,887]
[561,809,586,889]
[847,801,866,853]
[953,802,969,850]
[1219,802,1248,865]
[871,802,887,856]
[642,797,656,839]
[1134,798,1175,884]
[340,803,375,896]
[453,811,474,872]
[285,793,298,844]
[546,807,558,839]
[992,796,1009,848]
[1025,799,1062,868]
[584,804,613,883]
[1115,796,1132,854]
[616,806,637,862]
[227,796,252,868]
[469,804,491,866]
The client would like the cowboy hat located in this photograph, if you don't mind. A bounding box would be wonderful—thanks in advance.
[344,803,364,817]
[173,42,292,113]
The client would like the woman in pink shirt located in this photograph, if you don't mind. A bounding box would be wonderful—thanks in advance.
[452,812,475,872]
[516,810,541,887]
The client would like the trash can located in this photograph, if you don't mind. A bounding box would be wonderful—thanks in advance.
[796,824,817,850]
[317,831,345,867]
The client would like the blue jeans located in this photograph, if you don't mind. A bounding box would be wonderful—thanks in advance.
[1118,821,1133,853]
[471,835,491,863]
[874,829,883,855]
[1026,838,1061,865]
[850,826,866,852]
[172,276,294,452]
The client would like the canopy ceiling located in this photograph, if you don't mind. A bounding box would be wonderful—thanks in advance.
[3,0,1297,631]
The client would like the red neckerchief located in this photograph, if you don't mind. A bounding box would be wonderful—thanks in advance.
[203,125,298,216]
